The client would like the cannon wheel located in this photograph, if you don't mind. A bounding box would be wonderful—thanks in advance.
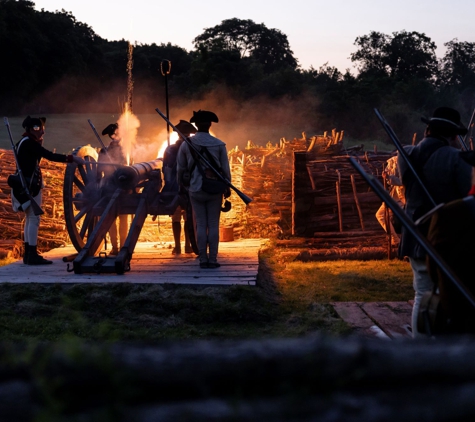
[63,145,103,252]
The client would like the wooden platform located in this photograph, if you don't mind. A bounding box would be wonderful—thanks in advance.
[0,239,266,286]
[332,301,413,339]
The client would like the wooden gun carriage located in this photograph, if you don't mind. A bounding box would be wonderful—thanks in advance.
[63,145,194,274]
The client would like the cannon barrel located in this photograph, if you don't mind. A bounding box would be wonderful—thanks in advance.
[113,159,162,190]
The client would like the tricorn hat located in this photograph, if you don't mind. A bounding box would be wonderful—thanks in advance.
[421,107,468,136]
[102,123,118,137]
[174,120,197,136]
[22,116,46,130]
[190,110,219,124]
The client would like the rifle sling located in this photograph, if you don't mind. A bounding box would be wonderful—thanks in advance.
[188,144,223,178]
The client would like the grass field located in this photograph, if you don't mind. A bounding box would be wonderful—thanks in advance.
[0,245,413,342]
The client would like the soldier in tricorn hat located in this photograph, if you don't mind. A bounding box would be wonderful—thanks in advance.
[398,106,472,337]
[99,122,128,255]
[11,116,85,265]
[176,110,231,268]
[162,120,197,255]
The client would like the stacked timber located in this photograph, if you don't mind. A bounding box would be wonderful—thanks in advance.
[227,140,298,238]
[296,151,395,236]
[289,150,399,259]
[307,129,345,157]
[0,149,69,257]
[224,131,346,238]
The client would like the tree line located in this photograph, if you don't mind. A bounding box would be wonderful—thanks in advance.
[1,0,475,142]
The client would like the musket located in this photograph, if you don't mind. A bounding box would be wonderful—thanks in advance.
[349,156,475,311]
[3,117,44,215]
[155,108,253,205]
[458,135,469,151]
[87,119,115,165]
[382,161,392,258]
[374,108,437,208]
[464,106,475,146]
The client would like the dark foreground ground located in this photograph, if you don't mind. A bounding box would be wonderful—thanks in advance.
[2,334,475,421]
[0,244,429,421]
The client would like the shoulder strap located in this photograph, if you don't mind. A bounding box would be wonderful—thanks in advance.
[200,146,222,172]
[191,147,209,177]
[15,136,29,154]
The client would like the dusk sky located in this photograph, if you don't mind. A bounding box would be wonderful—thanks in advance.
[33,0,473,73]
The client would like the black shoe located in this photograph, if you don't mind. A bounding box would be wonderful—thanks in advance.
[199,262,209,269]
[184,245,193,254]
[27,245,53,265]
[208,262,221,268]
[23,242,29,264]
[172,246,181,255]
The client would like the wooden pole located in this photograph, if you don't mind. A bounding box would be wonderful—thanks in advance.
[336,180,343,232]
[350,174,365,231]
[333,132,340,145]
[412,133,417,145]
[307,166,316,190]
[383,168,392,259]
[307,137,316,152]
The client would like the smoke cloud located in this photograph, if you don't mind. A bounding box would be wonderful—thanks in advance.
[21,80,330,158]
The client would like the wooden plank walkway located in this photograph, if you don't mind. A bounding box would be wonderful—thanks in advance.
[0,239,266,286]
[332,301,413,339]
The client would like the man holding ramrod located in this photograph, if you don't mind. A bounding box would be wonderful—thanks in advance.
[8,116,85,265]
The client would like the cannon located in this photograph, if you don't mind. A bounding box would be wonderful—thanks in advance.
[63,145,195,274]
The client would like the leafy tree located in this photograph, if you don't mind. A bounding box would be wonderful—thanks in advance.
[0,0,101,112]
[193,18,298,73]
[38,9,102,81]
[350,31,390,76]
[351,30,437,81]
[0,0,47,107]
[386,31,437,81]
[440,39,475,87]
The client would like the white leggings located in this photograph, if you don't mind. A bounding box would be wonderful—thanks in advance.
[23,191,42,246]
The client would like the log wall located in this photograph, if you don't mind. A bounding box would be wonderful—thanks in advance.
[223,135,395,248]
[295,151,394,236]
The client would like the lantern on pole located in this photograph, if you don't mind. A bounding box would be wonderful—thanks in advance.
[160,59,172,145]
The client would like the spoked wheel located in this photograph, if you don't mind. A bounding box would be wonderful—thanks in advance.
[63,145,103,252]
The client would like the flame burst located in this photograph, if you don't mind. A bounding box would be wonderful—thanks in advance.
[157,132,179,159]
[118,103,140,165]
